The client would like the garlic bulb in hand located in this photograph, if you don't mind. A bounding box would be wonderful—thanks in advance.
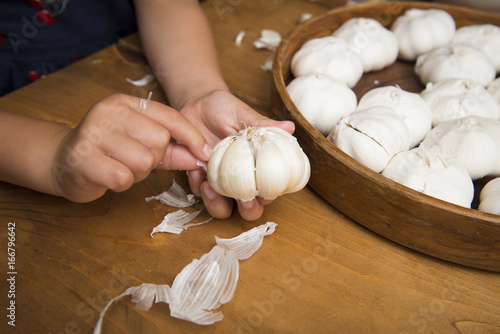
[479,177,500,215]
[327,106,411,173]
[286,73,357,136]
[421,116,500,180]
[291,36,363,88]
[420,78,500,127]
[382,146,474,208]
[332,17,398,73]
[207,127,310,202]
[415,44,496,86]
[357,85,432,148]
[452,24,500,72]
[391,8,456,61]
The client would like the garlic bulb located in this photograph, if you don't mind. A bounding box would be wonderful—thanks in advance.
[390,8,456,61]
[332,17,398,73]
[286,73,357,136]
[478,177,500,215]
[357,85,432,148]
[207,127,310,201]
[291,36,363,88]
[452,24,500,72]
[382,146,474,208]
[415,43,496,86]
[421,116,500,180]
[327,106,411,173]
[487,77,500,104]
[420,78,500,127]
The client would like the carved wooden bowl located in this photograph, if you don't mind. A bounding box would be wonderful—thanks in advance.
[271,1,500,272]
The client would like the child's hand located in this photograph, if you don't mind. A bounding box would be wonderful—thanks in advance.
[180,90,295,221]
[51,93,211,203]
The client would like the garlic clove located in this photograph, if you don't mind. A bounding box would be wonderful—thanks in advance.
[328,106,411,172]
[357,85,432,147]
[291,36,363,88]
[421,115,500,180]
[421,78,500,127]
[415,43,496,86]
[208,134,259,202]
[382,146,474,207]
[332,17,398,73]
[286,73,357,136]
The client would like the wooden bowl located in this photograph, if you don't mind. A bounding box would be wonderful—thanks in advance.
[272,1,500,272]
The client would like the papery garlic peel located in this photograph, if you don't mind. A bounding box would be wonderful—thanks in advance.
[207,127,310,201]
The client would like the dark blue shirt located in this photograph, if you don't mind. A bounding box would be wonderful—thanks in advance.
[0,0,137,96]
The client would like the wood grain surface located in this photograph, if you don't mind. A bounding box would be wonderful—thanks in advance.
[0,1,499,333]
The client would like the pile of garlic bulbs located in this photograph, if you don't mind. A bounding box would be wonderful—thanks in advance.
[287,8,500,212]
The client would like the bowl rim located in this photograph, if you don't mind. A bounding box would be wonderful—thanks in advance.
[272,1,500,227]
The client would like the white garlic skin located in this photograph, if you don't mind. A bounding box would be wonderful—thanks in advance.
[332,17,398,73]
[478,177,500,215]
[382,146,474,208]
[421,116,500,180]
[452,24,500,72]
[328,106,411,173]
[207,127,311,202]
[420,78,500,127]
[391,8,456,61]
[291,36,363,88]
[415,43,496,86]
[286,73,357,136]
[357,85,432,148]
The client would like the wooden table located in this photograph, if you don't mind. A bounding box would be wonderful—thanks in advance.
[1,1,499,333]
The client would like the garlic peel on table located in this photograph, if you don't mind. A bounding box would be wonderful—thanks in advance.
[207,127,310,202]
[94,222,278,332]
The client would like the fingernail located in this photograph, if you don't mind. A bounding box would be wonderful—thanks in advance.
[240,199,254,209]
[203,185,217,199]
[190,169,203,182]
[202,144,213,161]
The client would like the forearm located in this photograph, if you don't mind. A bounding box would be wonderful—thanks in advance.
[134,0,228,110]
[0,109,69,195]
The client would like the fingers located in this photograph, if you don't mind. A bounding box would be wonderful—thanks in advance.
[200,181,233,219]
[237,198,265,221]
[130,97,212,162]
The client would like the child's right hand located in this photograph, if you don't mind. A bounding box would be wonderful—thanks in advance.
[51,93,212,203]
